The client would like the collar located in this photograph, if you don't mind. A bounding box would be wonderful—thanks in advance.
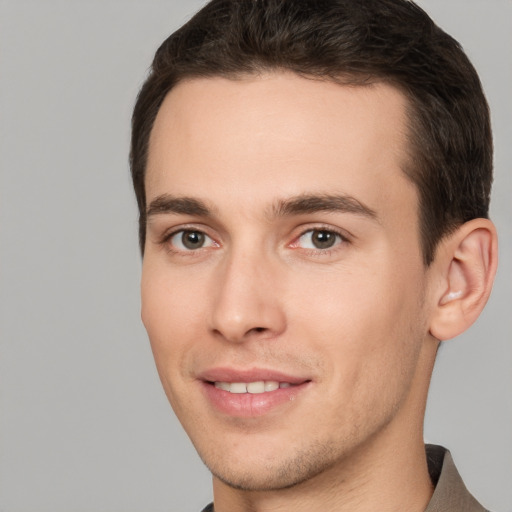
[425,444,488,512]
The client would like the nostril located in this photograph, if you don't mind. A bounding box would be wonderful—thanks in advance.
[253,327,266,333]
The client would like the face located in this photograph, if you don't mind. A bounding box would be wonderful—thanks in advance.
[141,73,435,491]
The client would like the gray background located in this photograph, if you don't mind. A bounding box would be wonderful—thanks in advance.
[0,1,510,511]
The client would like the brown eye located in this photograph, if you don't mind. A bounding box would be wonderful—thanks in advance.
[297,229,343,250]
[169,230,215,251]
[182,231,205,249]
[311,230,337,249]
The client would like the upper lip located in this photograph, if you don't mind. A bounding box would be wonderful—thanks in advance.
[197,367,311,384]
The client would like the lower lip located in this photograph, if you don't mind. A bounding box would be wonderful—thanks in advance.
[201,381,310,417]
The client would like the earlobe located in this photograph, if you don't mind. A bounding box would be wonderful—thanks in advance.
[429,218,498,341]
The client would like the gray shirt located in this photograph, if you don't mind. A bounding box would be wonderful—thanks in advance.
[425,444,488,512]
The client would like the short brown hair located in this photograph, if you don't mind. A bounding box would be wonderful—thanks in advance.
[130,0,492,264]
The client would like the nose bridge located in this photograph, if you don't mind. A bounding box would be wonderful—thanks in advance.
[209,243,286,342]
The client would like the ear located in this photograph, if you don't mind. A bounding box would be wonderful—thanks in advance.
[429,218,498,341]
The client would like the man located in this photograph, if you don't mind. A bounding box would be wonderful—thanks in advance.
[130,0,498,510]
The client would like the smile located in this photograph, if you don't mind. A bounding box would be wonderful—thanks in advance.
[213,381,295,394]
[198,368,311,416]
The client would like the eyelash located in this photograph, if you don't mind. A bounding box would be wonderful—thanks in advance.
[158,225,350,256]
[291,226,349,255]
[159,226,218,255]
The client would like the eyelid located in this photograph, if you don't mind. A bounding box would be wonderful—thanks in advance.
[172,230,216,251]
[155,222,351,255]
[159,223,212,241]
[158,224,220,253]
[291,224,351,242]
[288,224,352,253]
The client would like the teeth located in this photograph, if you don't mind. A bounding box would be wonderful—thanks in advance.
[229,382,247,394]
[214,382,231,391]
[247,381,265,394]
[214,380,293,394]
[264,381,279,392]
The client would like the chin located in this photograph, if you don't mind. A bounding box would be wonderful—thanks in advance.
[199,438,344,492]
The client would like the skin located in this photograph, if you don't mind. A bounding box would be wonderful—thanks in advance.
[140,73,493,512]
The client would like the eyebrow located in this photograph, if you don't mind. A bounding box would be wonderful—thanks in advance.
[146,193,377,221]
[146,195,213,218]
[271,194,378,220]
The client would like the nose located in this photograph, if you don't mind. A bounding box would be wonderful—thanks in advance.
[208,249,287,343]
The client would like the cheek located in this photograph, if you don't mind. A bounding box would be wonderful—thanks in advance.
[291,262,414,341]
[290,263,426,394]
[140,267,205,421]
[141,264,202,375]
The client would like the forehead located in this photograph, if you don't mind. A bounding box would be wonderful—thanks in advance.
[146,72,416,224]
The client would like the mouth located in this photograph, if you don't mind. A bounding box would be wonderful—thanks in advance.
[198,369,311,417]
[212,380,297,394]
